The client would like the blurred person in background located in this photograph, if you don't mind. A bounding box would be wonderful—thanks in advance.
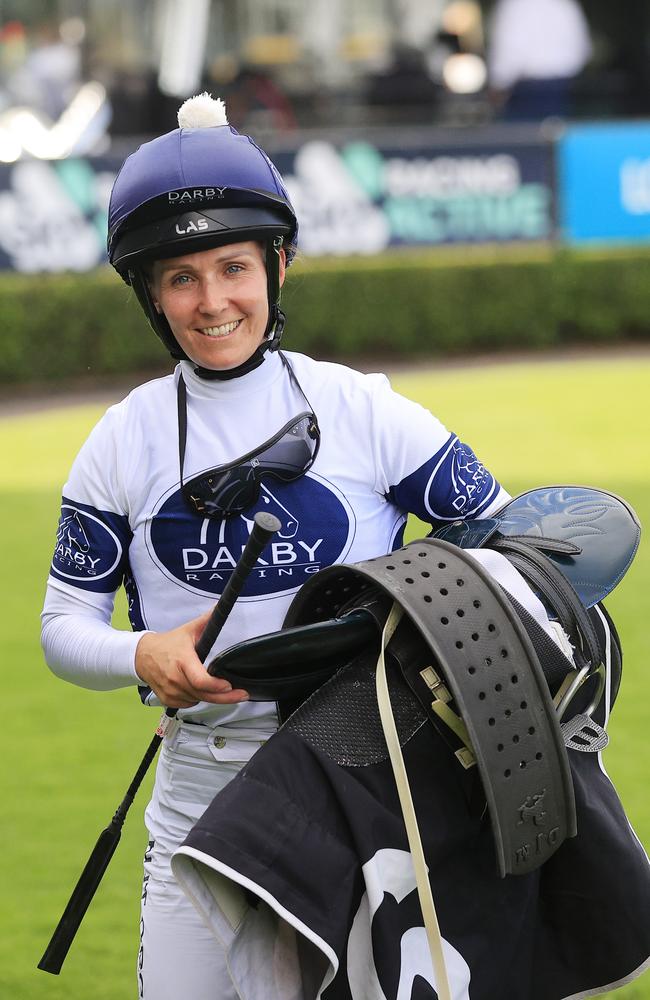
[486,0,592,121]
[6,18,82,120]
[40,93,510,998]
[218,61,297,132]
[365,41,440,123]
[0,20,27,108]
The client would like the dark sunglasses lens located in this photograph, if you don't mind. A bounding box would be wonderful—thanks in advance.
[253,415,318,481]
[183,413,319,518]
[183,467,260,517]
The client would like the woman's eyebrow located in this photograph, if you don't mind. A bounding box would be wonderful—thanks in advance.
[159,250,257,274]
[156,261,195,276]
[212,249,258,262]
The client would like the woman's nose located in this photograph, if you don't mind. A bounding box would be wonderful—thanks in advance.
[197,277,227,314]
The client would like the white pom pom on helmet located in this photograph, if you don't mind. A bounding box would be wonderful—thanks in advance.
[107,94,298,365]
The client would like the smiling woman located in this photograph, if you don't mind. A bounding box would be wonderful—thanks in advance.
[36,87,650,1000]
[148,241,285,371]
[38,92,514,999]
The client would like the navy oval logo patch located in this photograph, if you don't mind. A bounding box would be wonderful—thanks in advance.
[147,474,355,599]
[52,505,123,583]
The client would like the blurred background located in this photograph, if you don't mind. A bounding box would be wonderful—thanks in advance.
[0,0,650,386]
[2,0,650,141]
[0,0,650,270]
[1,3,649,998]
[0,0,650,395]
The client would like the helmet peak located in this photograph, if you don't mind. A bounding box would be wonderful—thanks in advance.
[177,92,228,129]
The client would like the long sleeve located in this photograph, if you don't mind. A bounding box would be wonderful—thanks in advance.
[41,580,144,690]
[41,397,146,691]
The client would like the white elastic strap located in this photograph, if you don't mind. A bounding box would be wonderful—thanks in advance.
[375,603,453,1000]
[593,604,612,730]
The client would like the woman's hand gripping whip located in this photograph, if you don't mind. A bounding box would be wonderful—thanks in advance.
[38,512,281,975]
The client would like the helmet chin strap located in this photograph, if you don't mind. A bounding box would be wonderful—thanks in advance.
[132,235,286,381]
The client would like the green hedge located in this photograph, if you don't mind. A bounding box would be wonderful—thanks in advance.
[2,246,650,385]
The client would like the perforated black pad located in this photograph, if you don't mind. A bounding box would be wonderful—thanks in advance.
[284,538,577,876]
[285,651,427,767]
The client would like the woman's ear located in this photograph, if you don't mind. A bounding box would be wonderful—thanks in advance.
[278,247,287,288]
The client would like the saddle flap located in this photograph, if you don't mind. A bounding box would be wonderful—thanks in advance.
[206,609,378,700]
[487,486,640,608]
[285,538,577,877]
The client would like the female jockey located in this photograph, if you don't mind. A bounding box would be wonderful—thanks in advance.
[41,93,509,998]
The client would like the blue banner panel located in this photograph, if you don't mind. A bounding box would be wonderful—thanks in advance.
[273,139,554,256]
[0,155,121,273]
[0,136,554,271]
[559,123,650,244]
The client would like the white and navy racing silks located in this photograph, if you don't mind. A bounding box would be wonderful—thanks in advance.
[42,350,508,726]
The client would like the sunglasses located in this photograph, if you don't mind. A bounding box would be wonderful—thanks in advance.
[177,357,320,519]
[181,411,320,518]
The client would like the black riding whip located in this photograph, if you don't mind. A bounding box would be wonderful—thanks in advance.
[38,511,281,975]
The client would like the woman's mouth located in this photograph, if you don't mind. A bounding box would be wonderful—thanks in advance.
[200,319,242,338]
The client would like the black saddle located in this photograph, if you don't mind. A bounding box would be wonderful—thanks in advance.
[208,486,637,707]
[206,486,639,875]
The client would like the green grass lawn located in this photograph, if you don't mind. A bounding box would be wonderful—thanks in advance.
[1,353,648,999]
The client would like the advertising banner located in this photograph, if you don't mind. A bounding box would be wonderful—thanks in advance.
[0,156,118,273]
[273,138,554,256]
[559,122,650,244]
[0,134,554,272]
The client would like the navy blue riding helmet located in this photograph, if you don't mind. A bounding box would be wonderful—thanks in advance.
[107,94,298,374]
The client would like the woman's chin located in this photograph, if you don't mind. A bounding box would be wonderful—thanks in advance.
[188,338,262,371]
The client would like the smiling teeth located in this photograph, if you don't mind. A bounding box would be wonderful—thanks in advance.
[201,320,241,337]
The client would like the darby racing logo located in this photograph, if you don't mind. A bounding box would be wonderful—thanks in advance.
[168,187,227,203]
[148,476,354,599]
[449,440,493,513]
[52,505,124,583]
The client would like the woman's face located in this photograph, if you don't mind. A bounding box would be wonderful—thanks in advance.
[149,241,285,370]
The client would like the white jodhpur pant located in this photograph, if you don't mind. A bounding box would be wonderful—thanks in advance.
[137,720,272,1000]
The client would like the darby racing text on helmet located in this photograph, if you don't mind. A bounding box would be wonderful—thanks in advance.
[107,93,298,377]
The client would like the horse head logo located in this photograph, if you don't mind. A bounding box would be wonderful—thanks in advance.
[450,443,488,512]
[212,484,300,544]
[56,510,90,553]
[241,484,300,539]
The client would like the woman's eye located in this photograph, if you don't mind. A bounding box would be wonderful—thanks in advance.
[171,274,192,286]
[226,263,244,274]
